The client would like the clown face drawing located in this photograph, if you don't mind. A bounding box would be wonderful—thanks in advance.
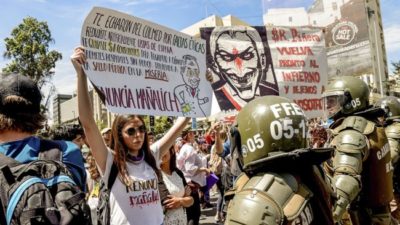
[204,26,279,111]
[214,31,261,100]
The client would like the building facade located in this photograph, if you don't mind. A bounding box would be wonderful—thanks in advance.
[181,14,250,38]
[52,94,72,125]
[53,89,113,127]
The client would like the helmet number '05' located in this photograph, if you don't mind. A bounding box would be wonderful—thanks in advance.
[270,119,306,140]
[247,134,264,152]
[351,98,361,108]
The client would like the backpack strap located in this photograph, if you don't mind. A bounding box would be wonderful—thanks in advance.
[39,139,62,161]
[108,163,118,190]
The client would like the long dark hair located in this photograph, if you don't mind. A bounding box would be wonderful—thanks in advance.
[168,146,178,172]
[109,115,159,187]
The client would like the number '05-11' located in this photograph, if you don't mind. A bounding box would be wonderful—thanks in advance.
[270,119,306,140]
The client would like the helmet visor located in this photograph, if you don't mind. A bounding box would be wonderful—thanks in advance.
[323,92,344,119]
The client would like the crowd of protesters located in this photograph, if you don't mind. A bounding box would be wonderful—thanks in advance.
[1,46,399,225]
[0,69,331,225]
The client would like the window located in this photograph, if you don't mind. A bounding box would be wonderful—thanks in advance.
[289,16,292,22]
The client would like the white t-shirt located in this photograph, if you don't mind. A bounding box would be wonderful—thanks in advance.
[162,171,187,225]
[102,149,164,225]
[177,143,206,186]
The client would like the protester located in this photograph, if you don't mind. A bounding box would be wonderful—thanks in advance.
[101,127,111,147]
[73,47,165,224]
[51,123,87,149]
[177,128,210,225]
[148,131,155,145]
[0,73,86,190]
[72,47,191,224]
[86,150,101,225]
[161,146,194,225]
[197,139,212,210]
[209,129,226,223]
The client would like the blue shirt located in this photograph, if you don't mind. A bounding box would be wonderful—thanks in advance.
[0,136,87,191]
[220,139,231,159]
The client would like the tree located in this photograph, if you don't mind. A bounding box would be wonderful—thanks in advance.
[392,61,400,75]
[2,17,62,89]
[142,116,173,135]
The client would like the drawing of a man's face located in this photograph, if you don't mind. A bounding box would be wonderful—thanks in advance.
[214,30,262,100]
[181,56,200,89]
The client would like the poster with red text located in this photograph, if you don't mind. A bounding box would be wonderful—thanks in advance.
[267,26,327,118]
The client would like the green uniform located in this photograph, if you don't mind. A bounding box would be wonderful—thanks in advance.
[329,116,393,224]
[323,76,395,225]
[225,96,334,225]
[386,123,400,220]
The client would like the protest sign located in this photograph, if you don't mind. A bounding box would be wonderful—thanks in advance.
[201,26,326,118]
[267,26,327,118]
[263,0,374,81]
[81,7,212,117]
[201,26,279,112]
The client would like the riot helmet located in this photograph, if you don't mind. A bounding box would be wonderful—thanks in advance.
[375,96,400,121]
[231,96,308,172]
[322,76,370,119]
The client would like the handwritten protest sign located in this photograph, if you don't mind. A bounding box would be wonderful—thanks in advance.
[201,26,279,112]
[267,26,327,118]
[81,7,212,117]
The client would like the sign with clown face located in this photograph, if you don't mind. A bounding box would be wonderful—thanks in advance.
[201,26,279,112]
[201,26,328,118]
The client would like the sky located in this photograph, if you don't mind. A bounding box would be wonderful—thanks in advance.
[0,0,399,97]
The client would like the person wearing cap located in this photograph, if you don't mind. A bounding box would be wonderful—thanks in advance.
[101,127,111,147]
[0,73,86,191]
[176,127,210,225]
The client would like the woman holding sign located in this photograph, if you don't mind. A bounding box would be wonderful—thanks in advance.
[72,47,190,225]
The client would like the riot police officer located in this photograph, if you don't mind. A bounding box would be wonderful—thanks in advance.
[376,96,400,221]
[225,96,334,225]
[322,76,394,225]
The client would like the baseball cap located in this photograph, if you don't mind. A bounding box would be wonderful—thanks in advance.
[0,74,41,115]
[101,127,111,134]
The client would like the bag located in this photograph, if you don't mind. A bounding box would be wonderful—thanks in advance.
[0,150,91,225]
[206,172,219,191]
[96,163,118,225]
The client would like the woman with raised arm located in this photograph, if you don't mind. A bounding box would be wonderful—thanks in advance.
[71,47,190,225]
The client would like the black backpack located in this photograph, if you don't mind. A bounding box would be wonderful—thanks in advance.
[0,139,91,225]
[97,163,171,225]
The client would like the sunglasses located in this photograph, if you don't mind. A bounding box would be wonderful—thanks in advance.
[125,125,146,136]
